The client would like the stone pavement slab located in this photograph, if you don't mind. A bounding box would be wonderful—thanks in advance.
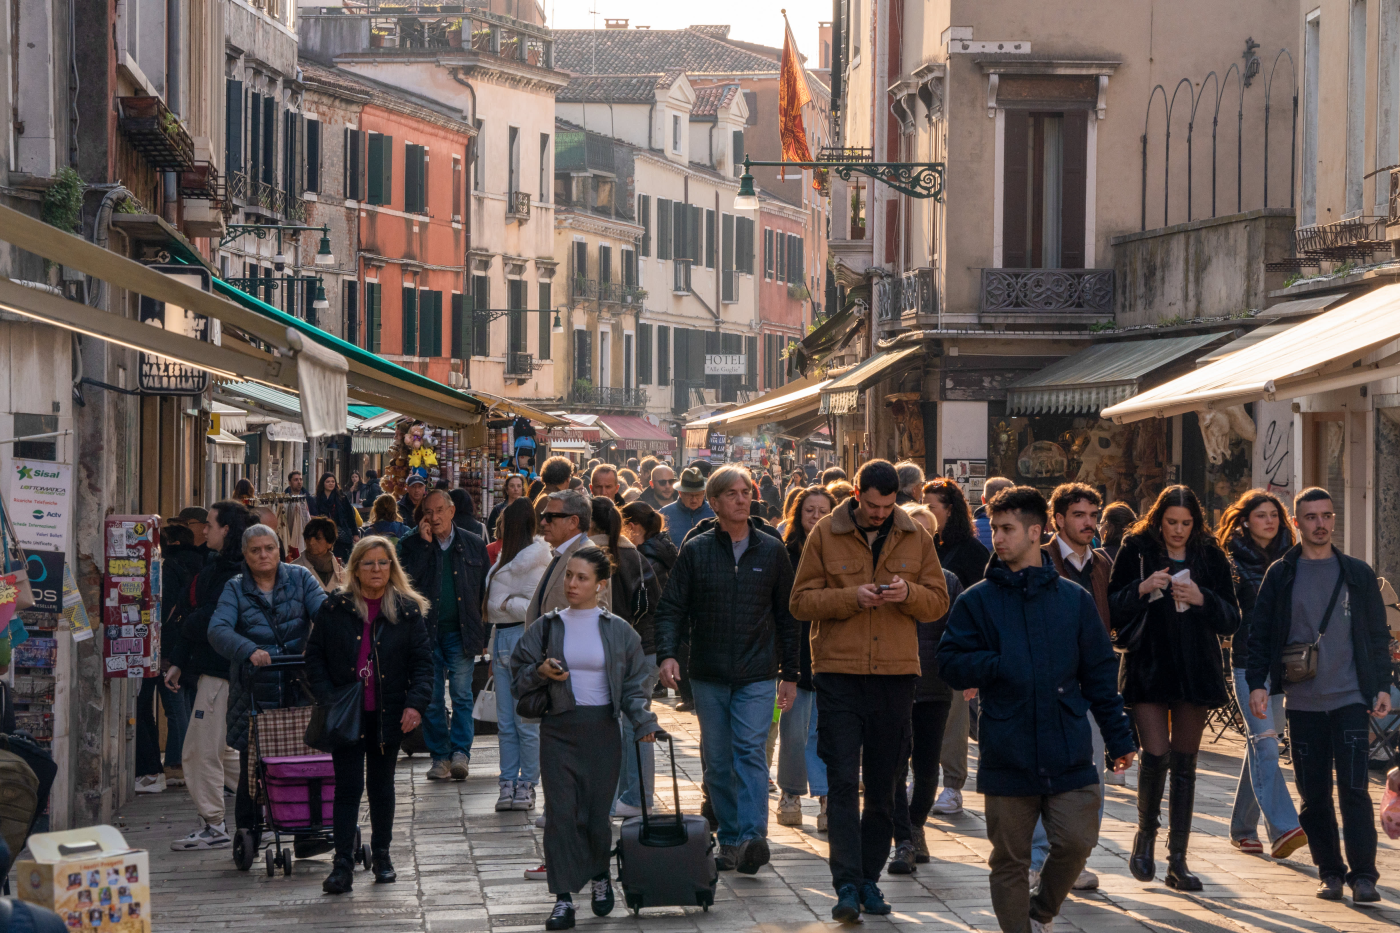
[52,699,1400,931]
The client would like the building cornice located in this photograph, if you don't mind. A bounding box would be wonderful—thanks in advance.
[556,210,645,238]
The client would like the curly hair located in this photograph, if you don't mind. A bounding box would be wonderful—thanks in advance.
[783,486,836,552]
[923,479,975,545]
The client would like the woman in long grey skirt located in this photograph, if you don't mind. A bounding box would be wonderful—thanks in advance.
[511,546,662,930]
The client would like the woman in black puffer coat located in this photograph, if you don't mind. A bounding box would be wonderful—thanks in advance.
[311,473,359,561]
[305,535,434,895]
[1108,485,1239,893]
[622,501,679,596]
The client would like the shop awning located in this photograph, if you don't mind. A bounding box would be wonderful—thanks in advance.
[787,306,862,378]
[1195,324,1301,366]
[206,430,247,464]
[820,346,925,415]
[1103,283,1400,423]
[472,392,569,427]
[597,416,676,452]
[355,410,405,432]
[685,373,833,441]
[1257,292,1352,320]
[209,402,248,434]
[351,435,394,454]
[217,381,365,433]
[1007,333,1226,416]
[545,437,592,452]
[544,426,602,444]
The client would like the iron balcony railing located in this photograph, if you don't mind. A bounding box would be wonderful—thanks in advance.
[228,170,249,202]
[876,267,938,326]
[505,352,533,377]
[286,194,307,223]
[599,281,622,303]
[570,385,648,409]
[508,190,531,220]
[1295,215,1388,260]
[572,277,597,300]
[979,269,1114,314]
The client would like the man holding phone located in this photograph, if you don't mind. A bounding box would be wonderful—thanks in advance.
[938,486,1135,933]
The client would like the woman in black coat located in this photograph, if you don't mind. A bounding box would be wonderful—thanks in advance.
[305,535,434,895]
[1108,485,1239,892]
[311,473,358,561]
[923,479,991,588]
[621,501,679,597]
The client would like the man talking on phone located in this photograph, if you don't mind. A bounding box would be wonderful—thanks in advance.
[937,486,1135,933]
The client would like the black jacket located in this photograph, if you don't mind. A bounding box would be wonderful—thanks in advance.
[655,524,800,685]
[637,486,677,510]
[936,535,991,590]
[785,536,815,691]
[304,592,435,749]
[938,553,1136,797]
[1225,530,1291,670]
[1247,545,1392,705]
[599,538,664,655]
[639,532,679,596]
[1108,533,1240,708]
[166,551,244,682]
[682,515,781,547]
[311,491,358,551]
[916,570,964,703]
[398,529,489,658]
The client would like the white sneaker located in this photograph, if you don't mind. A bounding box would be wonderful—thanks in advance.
[777,792,803,826]
[170,822,231,851]
[534,813,547,828]
[512,782,536,811]
[932,788,963,814]
[612,801,643,818]
[1072,869,1099,890]
[524,863,548,880]
[1028,868,1041,891]
[135,774,165,794]
[496,781,516,812]
[1030,917,1054,933]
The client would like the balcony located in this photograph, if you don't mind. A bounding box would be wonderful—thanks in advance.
[556,131,614,174]
[286,194,307,223]
[116,96,195,171]
[505,351,534,378]
[227,170,249,202]
[507,190,531,222]
[673,260,692,294]
[875,267,938,332]
[622,285,647,305]
[599,281,623,303]
[245,180,286,217]
[572,276,597,301]
[1297,215,1387,260]
[979,268,1114,319]
[569,384,648,410]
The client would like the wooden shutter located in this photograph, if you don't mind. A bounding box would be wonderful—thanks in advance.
[471,277,490,356]
[380,135,394,206]
[657,326,670,386]
[263,102,275,184]
[306,120,320,193]
[1060,110,1089,270]
[249,94,261,185]
[402,287,418,355]
[732,130,744,177]
[705,210,716,268]
[673,204,687,262]
[538,282,552,360]
[368,283,382,353]
[345,281,358,346]
[225,80,243,175]
[367,134,383,205]
[657,198,672,259]
[777,231,786,281]
[451,293,464,359]
[404,145,420,212]
[638,322,652,384]
[1002,110,1030,268]
[346,129,363,200]
[639,195,651,256]
[745,335,758,390]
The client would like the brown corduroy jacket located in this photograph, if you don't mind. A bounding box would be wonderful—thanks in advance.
[1042,534,1113,633]
[789,500,949,676]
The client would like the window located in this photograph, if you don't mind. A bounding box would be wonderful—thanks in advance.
[538,282,552,360]
[508,279,526,354]
[776,230,786,281]
[367,132,393,206]
[764,333,775,389]
[574,329,592,382]
[734,216,755,274]
[404,143,427,213]
[657,198,673,259]
[14,414,58,460]
[225,80,243,177]
[787,234,805,283]
[1347,0,1367,215]
[657,325,671,386]
[249,94,262,185]
[672,204,686,262]
[508,126,521,195]
[540,133,550,201]
[721,212,736,302]
[452,156,462,219]
[451,294,467,359]
[262,99,275,185]
[1001,110,1088,269]
[472,275,490,356]
[599,245,612,284]
[744,335,757,391]
[306,119,321,193]
[732,130,744,177]
[573,240,588,283]
[672,114,682,152]
[345,129,363,200]
[622,249,637,288]
[402,287,418,355]
[366,282,382,352]
[639,195,652,256]
[638,322,653,384]
[705,210,716,268]
[764,228,774,278]
[624,333,634,389]
[344,281,359,346]
[472,119,484,191]
[1303,12,1321,225]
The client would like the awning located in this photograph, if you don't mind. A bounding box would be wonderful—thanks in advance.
[544,426,602,444]
[787,307,862,378]
[206,430,247,464]
[210,402,248,434]
[355,410,406,433]
[1257,292,1352,320]
[820,346,925,415]
[351,435,394,454]
[218,381,364,433]
[1007,333,1226,416]
[1102,283,1400,423]
[1195,324,1301,366]
[471,392,569,427]
[265,420,308,443]
[545,437,592,452]
[596,416,676,452]
[685,373,833,440]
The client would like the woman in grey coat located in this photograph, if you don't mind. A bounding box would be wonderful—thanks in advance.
[511,546,663,931]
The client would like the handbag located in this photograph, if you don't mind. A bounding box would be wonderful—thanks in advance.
[515,615,557,719]
[473,675,499,723]
[1112,555,1151,653]
[1281,554,1346,684]
[304,680,364,751]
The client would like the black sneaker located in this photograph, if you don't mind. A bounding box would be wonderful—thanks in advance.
[888,841,917,875]
[1353,877,1381,904]
[322,856,354,895]
[735,835,770,874]
[545,900,575,930]
[832,884,862,923]
[859,881,891,915]
[1317,875,1345,901]
[715,845,738,871]
[590,878,614,916]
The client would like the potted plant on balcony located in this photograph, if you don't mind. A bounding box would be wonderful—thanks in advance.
[446,18,463,47]
[573,377,594,399]
[787,283,810,301]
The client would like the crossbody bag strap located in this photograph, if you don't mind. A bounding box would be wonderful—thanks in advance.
[1313,552,1348,644]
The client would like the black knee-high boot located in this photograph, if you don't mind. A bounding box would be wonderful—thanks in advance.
[1130,751,1170,882]
[1165,751,1203,891]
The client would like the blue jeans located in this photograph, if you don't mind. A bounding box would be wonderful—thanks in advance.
[1230,669,1301,844]
[424,630,475,759]
[1031,716,1105,872]
[492,624,539,784]
[616,654,659,808]
[776,687,828,796]
[692,678,775,846]
[162,677,192,768]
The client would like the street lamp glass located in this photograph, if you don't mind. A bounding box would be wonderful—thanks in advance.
[551,311,564,334]
[313,281,329,310]
[733,168,759,212]
[315,233,334,266]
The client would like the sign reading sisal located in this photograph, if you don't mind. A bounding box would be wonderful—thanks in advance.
[7,459,72,553]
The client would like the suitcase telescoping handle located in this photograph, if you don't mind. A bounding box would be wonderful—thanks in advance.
[637,728,682,834]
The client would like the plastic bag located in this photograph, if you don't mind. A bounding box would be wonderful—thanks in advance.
[1381,768,1400,840]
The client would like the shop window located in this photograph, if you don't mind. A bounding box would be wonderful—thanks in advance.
[14,413,58,460]
[1001,110,1088,269]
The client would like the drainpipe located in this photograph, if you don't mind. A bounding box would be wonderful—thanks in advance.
[647,102,655,150]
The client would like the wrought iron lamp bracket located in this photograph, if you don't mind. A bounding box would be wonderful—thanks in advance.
[740,157,945,201]
[219,223,331,249]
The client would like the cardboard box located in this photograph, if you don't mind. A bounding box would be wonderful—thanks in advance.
[14,826,151,932]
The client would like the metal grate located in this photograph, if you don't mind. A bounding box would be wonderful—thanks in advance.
[980,269,1114,313]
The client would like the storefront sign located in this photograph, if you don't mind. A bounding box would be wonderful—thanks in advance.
[138,264,217,394]
[7,459,72,553]
[22,550,65,613]
[704,354,746,375]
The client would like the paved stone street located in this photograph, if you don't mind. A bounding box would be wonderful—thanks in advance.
[99,700,1400,933]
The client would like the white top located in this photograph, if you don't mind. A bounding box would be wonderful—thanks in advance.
[555,532,587,557]
[1056,534,1090,572]
[560,607,610,706]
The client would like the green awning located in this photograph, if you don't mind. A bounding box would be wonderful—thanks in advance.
[787,306,862,378]
[819,346,925,415]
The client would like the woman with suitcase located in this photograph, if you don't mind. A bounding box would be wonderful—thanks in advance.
[304,536,435,894]
[510,546,662,930]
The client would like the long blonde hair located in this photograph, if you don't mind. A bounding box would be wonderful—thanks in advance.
[342,535,429,623]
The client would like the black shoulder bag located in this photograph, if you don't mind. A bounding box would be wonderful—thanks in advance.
[1112,554,1152,653]
[1281,553,1346,684]
[515,614,558,719]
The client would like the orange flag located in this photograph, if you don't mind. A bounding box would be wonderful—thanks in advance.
[779,17,814,164]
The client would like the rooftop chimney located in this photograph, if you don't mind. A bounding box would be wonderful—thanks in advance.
[604,18,628,29]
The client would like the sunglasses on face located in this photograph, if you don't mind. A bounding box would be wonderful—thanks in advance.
[540,512,566,522]
[654,478,675,485]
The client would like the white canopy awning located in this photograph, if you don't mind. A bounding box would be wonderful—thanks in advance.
[1102,283,1400,423]
[207,430,247,464]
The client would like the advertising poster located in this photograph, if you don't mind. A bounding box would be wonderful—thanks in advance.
[8,460,72,553]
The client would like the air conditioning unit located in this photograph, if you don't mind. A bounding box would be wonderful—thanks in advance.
[448,372,465,388]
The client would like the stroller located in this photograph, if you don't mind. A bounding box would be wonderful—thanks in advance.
[231,656,371,877]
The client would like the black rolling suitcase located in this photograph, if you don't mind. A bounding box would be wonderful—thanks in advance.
[614,732,718,915]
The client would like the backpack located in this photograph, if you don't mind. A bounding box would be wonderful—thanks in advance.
[0,749,38,857]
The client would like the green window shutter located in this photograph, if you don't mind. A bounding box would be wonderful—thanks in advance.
[225,80,243,175]
[368,283,382,353]
[433,291,444,356]
[537,282,552,360]
[451,293,464,359]
[367,134,384,205]
[657,198,672,259]
[404,145,420,212]
[638,322,652,384]
[402,287,417,355]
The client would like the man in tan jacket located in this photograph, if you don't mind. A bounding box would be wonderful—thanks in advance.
[790,459,949,922]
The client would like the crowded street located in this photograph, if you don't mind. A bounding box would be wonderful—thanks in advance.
[112,701,1400,933]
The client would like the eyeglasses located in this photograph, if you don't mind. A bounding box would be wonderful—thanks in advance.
[654,478,675,485]
[540,512,566,522]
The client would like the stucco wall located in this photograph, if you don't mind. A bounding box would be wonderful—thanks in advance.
[1111,208,1295,326]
